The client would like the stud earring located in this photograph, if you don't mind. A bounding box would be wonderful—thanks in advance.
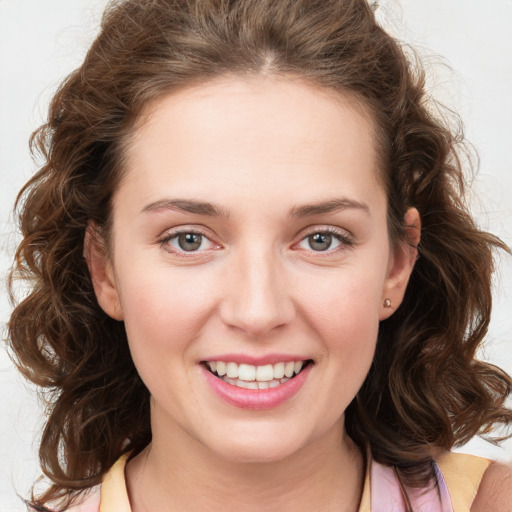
[384,298,392,308]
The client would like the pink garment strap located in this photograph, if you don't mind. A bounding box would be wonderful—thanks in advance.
[370,458,453,512]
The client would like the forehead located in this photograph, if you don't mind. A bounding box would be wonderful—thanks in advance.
[120,76,383,212]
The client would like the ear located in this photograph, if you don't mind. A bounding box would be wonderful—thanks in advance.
[379,208,421,320]
[84,223,124,321]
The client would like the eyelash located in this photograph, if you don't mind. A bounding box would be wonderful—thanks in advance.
[295,227,355,254]
[158,226,354,256]
[158,228,220,257]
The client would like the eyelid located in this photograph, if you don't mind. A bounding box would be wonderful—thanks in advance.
[156,224,354,256]
[292,225,355,253]
[157,226,222,256]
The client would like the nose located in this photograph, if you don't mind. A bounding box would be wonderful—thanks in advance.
[219,246,295,338]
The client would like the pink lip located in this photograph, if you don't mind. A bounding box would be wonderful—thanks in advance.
[201,353,309,365]
[202,363,312,410]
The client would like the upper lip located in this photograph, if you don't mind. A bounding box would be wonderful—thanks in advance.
[201,353,312,365]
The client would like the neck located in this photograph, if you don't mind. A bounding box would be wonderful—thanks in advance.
[126,418,364,512]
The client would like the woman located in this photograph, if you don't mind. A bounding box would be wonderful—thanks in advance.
[7,0,512,510]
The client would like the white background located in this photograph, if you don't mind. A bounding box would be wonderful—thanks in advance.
[1,1,511,510]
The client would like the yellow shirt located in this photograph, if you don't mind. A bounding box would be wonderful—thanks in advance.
[68,451,490,511]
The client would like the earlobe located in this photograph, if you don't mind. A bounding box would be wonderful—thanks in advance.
[84,223,124,321]
[379,207,421,320]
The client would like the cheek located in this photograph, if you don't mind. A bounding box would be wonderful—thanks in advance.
[279,271,382,434]
[297,269,383,382]
[299,267,384,333]
[115,263,217,366]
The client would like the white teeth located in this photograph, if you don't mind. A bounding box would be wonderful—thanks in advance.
[273,362,285,378]
[256,364,274,382]
[226,362,238,378]
[222,377,291,390]
[216,361,227,376]
[206,359,308,386]
[284,362,295,378]
[238,363,256,381]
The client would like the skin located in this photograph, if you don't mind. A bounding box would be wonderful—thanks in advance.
[472,462,512,511]
[87,76,423,511]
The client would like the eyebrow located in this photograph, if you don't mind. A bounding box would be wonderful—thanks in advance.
[289,198,370,218]
[141,199,229,217]
[141,197,370,218]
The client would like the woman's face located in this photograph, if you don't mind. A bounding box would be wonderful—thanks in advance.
[89,77,417,463]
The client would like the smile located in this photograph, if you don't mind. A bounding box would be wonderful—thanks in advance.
[202,358,313,409]
[205,360,309,389]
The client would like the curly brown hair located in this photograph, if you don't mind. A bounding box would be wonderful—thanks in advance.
[7,0,512,507]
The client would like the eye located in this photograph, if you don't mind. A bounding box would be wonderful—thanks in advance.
[305,232,339,251]
[173,232,206,251]
[296,228,353,252]
[160,230,219,254]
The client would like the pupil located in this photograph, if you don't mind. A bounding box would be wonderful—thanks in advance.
[178,233,202,251]
[309,233,331,251]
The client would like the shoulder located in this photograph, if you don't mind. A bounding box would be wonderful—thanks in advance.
[471,461,512,511]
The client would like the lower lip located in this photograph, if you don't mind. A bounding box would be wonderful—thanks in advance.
[202,364,312,410]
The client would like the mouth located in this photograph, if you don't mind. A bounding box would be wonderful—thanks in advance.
[203,359,313,390]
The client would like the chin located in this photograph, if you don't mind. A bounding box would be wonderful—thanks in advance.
[203,425,316,465]
[217,443,302,465]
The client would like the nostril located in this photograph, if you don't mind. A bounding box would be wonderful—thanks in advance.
[218,268,295,337]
